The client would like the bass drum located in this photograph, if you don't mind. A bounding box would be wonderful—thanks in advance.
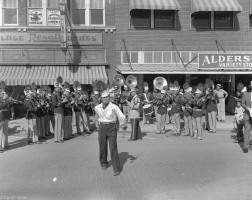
[142,104,153,116]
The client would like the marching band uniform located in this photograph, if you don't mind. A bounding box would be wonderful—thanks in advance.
[23,85,39,144]
[46,86,55,135]
[181,82,194,137]
[82,90,92,131]
[156,89,169,134]
[128,88,142,140]
[152,89,159,120]
[192,84,205,140]
[36,87,46,139]
[0,81,10,152]
[141,82,153,124]
[121,85,130,123]
[52,77,64,143]
[165,88,172,124]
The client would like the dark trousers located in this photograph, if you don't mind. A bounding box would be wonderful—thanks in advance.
[98,123,121,173]
[236,122,243,139]
[243,120,252,149]
[130,118,142,140]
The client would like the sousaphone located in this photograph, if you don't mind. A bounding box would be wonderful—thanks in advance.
[153,77,167,90]
[126,75,137,89]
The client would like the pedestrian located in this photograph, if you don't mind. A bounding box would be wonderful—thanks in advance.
[215,84,228,122]
[128,87,142,140]
[233,99,244,143]
[95,82,127,176]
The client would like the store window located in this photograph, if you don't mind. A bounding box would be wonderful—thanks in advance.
[214,12,233,29]
[90,0,104,25]
[192,12,211,29]
[2,0,18,25]
[154,10,175,28]
[130,9,151,28]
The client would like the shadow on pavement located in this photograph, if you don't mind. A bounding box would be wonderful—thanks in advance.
[6,138,27,151]
[8,126,23,136]
[119,152,137,170]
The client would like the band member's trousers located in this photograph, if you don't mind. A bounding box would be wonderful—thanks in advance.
[153,106,158,119]
[83,111,91,129]
[205,110,209,130]
[217,98,225,121]
[143,114,151,124]
[166,110,171,124]
[98,123,121,173]
[0,120,8,149]
[193,117,203,139]
[122,105,130,123]
[207,111,217,132]
[243,119,252,150]
[48,114,55,133]
[75,111,90,133]
[236,122,243,139]
[37,116,45,137]
[172,113,181,134]
[130,118,142,140]
[183,115,193,136]
[27,118,38,142]
[54,113,63,142]
[156,113,166,132]
[63,115,72,139]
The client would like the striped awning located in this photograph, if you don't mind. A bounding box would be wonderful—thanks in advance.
[191,0,242,12]
[0,66,108,85]
[129,0,180,10]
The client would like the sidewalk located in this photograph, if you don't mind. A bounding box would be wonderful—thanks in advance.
[1,115,252,200]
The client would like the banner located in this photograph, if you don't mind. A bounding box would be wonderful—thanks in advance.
[28,9,43,25]
[47,9,60,26]
[199,54,252,69]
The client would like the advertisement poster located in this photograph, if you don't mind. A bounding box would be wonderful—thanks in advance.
[28,9,43,25]
[47,9,60,26]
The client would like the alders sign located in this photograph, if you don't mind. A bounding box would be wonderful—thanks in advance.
[199,54,252,69]
[0,32,102,46]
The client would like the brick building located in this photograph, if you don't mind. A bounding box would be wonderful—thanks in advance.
[115,0,252,95]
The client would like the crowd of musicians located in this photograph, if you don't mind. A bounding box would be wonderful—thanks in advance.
[6,73,252,153]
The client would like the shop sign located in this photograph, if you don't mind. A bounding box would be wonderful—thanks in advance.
[0,32,103,46]
[47,9,60,26]
[199,54,252,69]
[211,75,231,82]
[28,9,43,25]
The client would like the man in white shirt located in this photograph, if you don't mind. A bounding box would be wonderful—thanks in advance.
[95,89,127,176]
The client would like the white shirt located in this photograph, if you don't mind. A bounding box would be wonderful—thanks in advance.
[95,102,126,125]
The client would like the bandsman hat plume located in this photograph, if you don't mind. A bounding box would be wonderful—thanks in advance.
[25,84,32,91]
[31,82,37,91]
[183,82,190,90]
[173,80,179,90]
[64,81,70,89]
[143,82,149,88]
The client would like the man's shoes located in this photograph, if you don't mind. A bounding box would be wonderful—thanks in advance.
[114,171,121,176]
[34,141,42,144]
[0,148,4,153]
[101,164,108,170]
[77,132,82,135]
[161,131,165,134]
[156,131,161,134]
[58,140,64,143]
[27,141,33,145]
[243,148,249,153]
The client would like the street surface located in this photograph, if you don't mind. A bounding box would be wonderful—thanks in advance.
[1,115,252,200]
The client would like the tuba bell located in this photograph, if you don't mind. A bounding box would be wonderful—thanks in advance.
[113,74,125,87]
[126,75,137,89]
[153,77,167,90]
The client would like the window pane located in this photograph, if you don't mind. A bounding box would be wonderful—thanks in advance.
[90,0,103,9]
[250,14,252,29]
[172,52,181,63]
[163,52,171,63]
[3,0,17,8]
[122,52,128,63]
[29,0,42,7]
[48,0,60,9]
[191,52,198,64]
[3,9,17,24]
[72,0,85,9]
[214,12,233,29]
[154,52,162,63]
[90,10,103,25]
[192,12,211,29]
[181,52,189,63]
[72,9,85,25]
[144,52,153,63]
[131,52,138,63]
[130,9,151,28]
[154,10,175,28]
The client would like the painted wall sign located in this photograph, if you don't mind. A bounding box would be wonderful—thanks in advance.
[199,54,252,69]
[0,32,103,45]
[47,9,60,26]
[28,9,43,25]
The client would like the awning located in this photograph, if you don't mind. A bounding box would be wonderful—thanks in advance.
[129,0,181,10]
[191,0,242,12]
[0,65,108,85]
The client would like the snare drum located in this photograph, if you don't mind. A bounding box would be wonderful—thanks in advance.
[143,104,153,115]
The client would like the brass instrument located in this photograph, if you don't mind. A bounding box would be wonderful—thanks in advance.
[113,74,125,87]
[153,77,167,90]
[126,75,137,89]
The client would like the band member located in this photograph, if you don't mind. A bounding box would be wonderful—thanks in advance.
[241,81,252,153]
[23,85,40,144]
[165,85,172,124]
[95,81,127,176]
[42,85,51,137]
[0,81,10,152]
[46,86,55,135]
[170,81,183,135]
[128,88,142,140]
[141,82,153,124]
[156,88,169,134]
[152,88,159,120]
[215,84,228,122]
[121,84,130,123]
[90,87,101,131]
[73,81,90,135]
[82,90,92,132]
[36,86,46,139]
[112,84,121,107]
[181,82,194,137]
[62,82,73,140]
[192,83,205,140]
[52,76,64,143]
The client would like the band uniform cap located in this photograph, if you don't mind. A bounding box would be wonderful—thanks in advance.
[101,90,110,98]
[143,82,149,87]
[197,83,203,92]
[65,88,70,92]
[217,83,221,87]
[237,82,244,91]
[195,88,202,94]
[173,80,179,90]
[161,89,166,94]
[187,87,192,92]
[248,81,252,87]
[169,83,174,90]
[25,85,32,91]
[241,86,247,92]
[183,82,190,90]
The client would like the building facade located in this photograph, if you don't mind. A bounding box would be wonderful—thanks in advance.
[115,0,252,95]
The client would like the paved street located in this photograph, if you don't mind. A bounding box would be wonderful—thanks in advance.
[1,115,252,200]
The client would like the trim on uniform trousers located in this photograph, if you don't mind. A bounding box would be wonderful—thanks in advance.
[36,117,45,137]
[54,113,63,142]
[98,123,121,173]
[130,118,142,140]
[183,115,193,136]
[122,105,130,123]
[27,118,39,142]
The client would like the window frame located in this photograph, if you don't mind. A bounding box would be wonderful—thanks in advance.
[191,11,211,29]
[130,9,151,28]
[2,0,18,26]
[89,0,105,26]
[214,11,234,29]
[154,10,175,28]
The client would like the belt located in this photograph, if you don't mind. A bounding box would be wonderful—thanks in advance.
[100,122,116,125]
[193,109,202,111]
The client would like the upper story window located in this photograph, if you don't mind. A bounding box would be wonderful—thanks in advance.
[2,0,18,25]
[72,0,105,26]
[130,9,151,28]
[154,10,175,28]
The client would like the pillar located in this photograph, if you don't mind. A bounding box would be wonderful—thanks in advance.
[231,74,235,91]
[137,74,143,94]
